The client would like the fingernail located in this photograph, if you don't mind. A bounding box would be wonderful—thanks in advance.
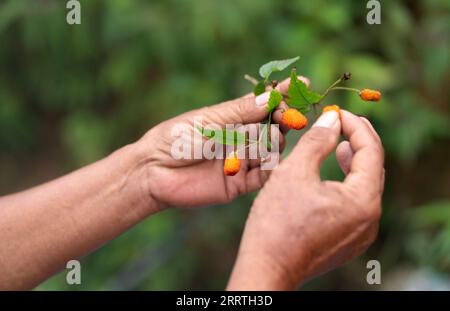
[255,91,270,107]
[313,111,339,128]
[298,76,310,88]
[356,114,370,120]
[359,116,372,123]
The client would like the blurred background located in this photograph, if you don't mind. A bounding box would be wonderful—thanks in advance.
[0,0,449,290]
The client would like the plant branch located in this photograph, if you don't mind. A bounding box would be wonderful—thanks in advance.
[329,86,360,93]
[244,74,259,86]
[316,72,353,105]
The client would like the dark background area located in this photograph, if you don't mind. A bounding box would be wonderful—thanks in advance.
[0,0,449,290]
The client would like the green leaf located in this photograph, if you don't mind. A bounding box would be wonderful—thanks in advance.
[196,126,247,146]
[259,56,300,80]
[253,82,266,96]
[287,68,323,113]
[266,90,282,112]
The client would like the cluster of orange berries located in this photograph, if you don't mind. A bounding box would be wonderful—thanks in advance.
[224,88,381,176]
[280,88,380,130]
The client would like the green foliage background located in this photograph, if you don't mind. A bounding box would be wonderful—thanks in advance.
[0,0,449,290]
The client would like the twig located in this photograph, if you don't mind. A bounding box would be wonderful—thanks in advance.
[244,74,259,86]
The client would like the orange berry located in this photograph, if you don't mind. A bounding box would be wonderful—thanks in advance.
[359,89,381,101]
[322,105,341,117]
[281,108,308,130]
[224,153,241,176]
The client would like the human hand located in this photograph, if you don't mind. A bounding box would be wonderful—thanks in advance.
[135,77,310,209]
[227,110,385,290]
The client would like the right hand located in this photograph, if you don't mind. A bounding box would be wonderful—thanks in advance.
[228,110,385,290]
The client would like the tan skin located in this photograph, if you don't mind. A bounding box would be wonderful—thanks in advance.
[228,110,384,289]
[0,77,384,290]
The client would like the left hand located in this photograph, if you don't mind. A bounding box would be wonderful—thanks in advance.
[136,77,309,208]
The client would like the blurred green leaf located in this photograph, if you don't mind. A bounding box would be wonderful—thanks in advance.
[410,201,450,227]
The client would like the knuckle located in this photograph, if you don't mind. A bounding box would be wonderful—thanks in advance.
[200,105,212,114]
[236,98,252,115]
[342,186,382,223]
[199,106,214,120]
[299,76,310,87]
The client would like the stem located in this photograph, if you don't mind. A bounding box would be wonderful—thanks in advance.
[327,78,344,91]
[266,111,273,149]
[317,77,344,105]
[329,86,360,93]
[312,104,318,118]
[244,74,259,86]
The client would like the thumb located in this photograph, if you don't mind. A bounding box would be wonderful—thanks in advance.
[202,76,310,126]
[290,111,341,179]
[204,90,272,126]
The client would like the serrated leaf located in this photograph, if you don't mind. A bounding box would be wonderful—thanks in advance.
[196,126,247,146]
[266,90,282,112]
[259,56,300,80]
[287,69,323,113]
[253,82,266,96]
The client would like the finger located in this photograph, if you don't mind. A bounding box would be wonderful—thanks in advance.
[276,75,310,94]
[245,124,285,169]
[202,93,269,126]
[245,167,271,193]
[200,75,310,126]
[242,75,309,98]
[336,141,353,175]
[360,117,381,144]
[360,117,385,193]
[341,110,384,197]
[289,111,341,180]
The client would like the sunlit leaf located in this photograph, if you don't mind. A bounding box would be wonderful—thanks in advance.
[259,56,300,80]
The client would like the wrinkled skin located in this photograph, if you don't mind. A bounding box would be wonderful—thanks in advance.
[227,110,385,290]
[139,78,306,208]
